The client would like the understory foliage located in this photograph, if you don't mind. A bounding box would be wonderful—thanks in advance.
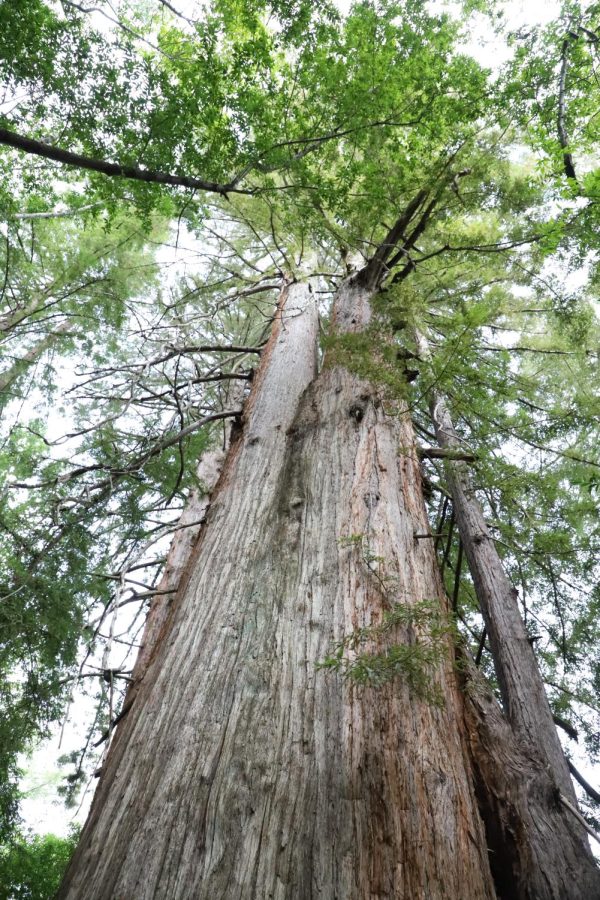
[0,0,599,854]
[0,828,79,900]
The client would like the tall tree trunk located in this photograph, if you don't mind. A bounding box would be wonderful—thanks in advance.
[414,330,600,898]
[59,277,497,899]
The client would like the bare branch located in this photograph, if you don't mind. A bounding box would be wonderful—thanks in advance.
[568,760,600,804]
[0,126,254,196]
[418,447,478,462]
[10,408,242,490]
[14,202,103,220]
[558,792,600,845]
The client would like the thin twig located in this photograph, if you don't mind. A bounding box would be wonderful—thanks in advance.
[558,792,600,844]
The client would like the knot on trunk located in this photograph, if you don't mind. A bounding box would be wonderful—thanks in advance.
[348,393,371,423]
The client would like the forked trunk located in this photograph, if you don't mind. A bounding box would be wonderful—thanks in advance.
[59,278,497,898]
[60,276,599,899]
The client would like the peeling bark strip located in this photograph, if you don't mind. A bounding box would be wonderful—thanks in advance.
[60,277,497,899]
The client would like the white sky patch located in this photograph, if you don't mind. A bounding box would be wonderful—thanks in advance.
[461,0,561,69]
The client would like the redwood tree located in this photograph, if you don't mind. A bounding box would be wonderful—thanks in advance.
[1,1,600,897]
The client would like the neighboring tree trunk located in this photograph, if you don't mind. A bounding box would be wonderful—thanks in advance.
[130,447,226,680]
[461,656,600,900]
[414,329,600,898]
[0,292,47,334]
[59,277,497,899]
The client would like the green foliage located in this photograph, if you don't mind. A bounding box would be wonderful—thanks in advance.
[318,599,454,705]
[0,0,599,839]
[0,828,79,900]
[322,327,412,404]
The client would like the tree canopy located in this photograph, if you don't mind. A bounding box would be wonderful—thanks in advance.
[0,0,599,856]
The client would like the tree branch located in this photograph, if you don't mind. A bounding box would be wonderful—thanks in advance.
[418,447,477,462]
[359,189,429,289]
[558,37,578,181]
[10,408,242,490]
[553,714,579,742]
[558,792,600,845]
[14,201,103,220]
[568,760,600,804]
[0,126,254,196]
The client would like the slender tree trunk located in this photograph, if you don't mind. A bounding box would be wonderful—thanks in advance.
[59,277,497,899]
[129,445,228,680]
[414,330,600,898]
[0,292,46,334]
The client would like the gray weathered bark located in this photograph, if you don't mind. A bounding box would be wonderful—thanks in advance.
[414,328,600,898]
[59,277,498,899]
[0,293,47,334]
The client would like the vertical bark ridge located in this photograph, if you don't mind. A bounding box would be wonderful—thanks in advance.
[131,446,226,680]
[132,376,247,682]
[430,392,574,791]
[58,280,319,898]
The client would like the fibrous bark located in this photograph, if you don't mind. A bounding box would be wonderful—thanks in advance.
[132,378,246,681]
[59,277,497,899]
